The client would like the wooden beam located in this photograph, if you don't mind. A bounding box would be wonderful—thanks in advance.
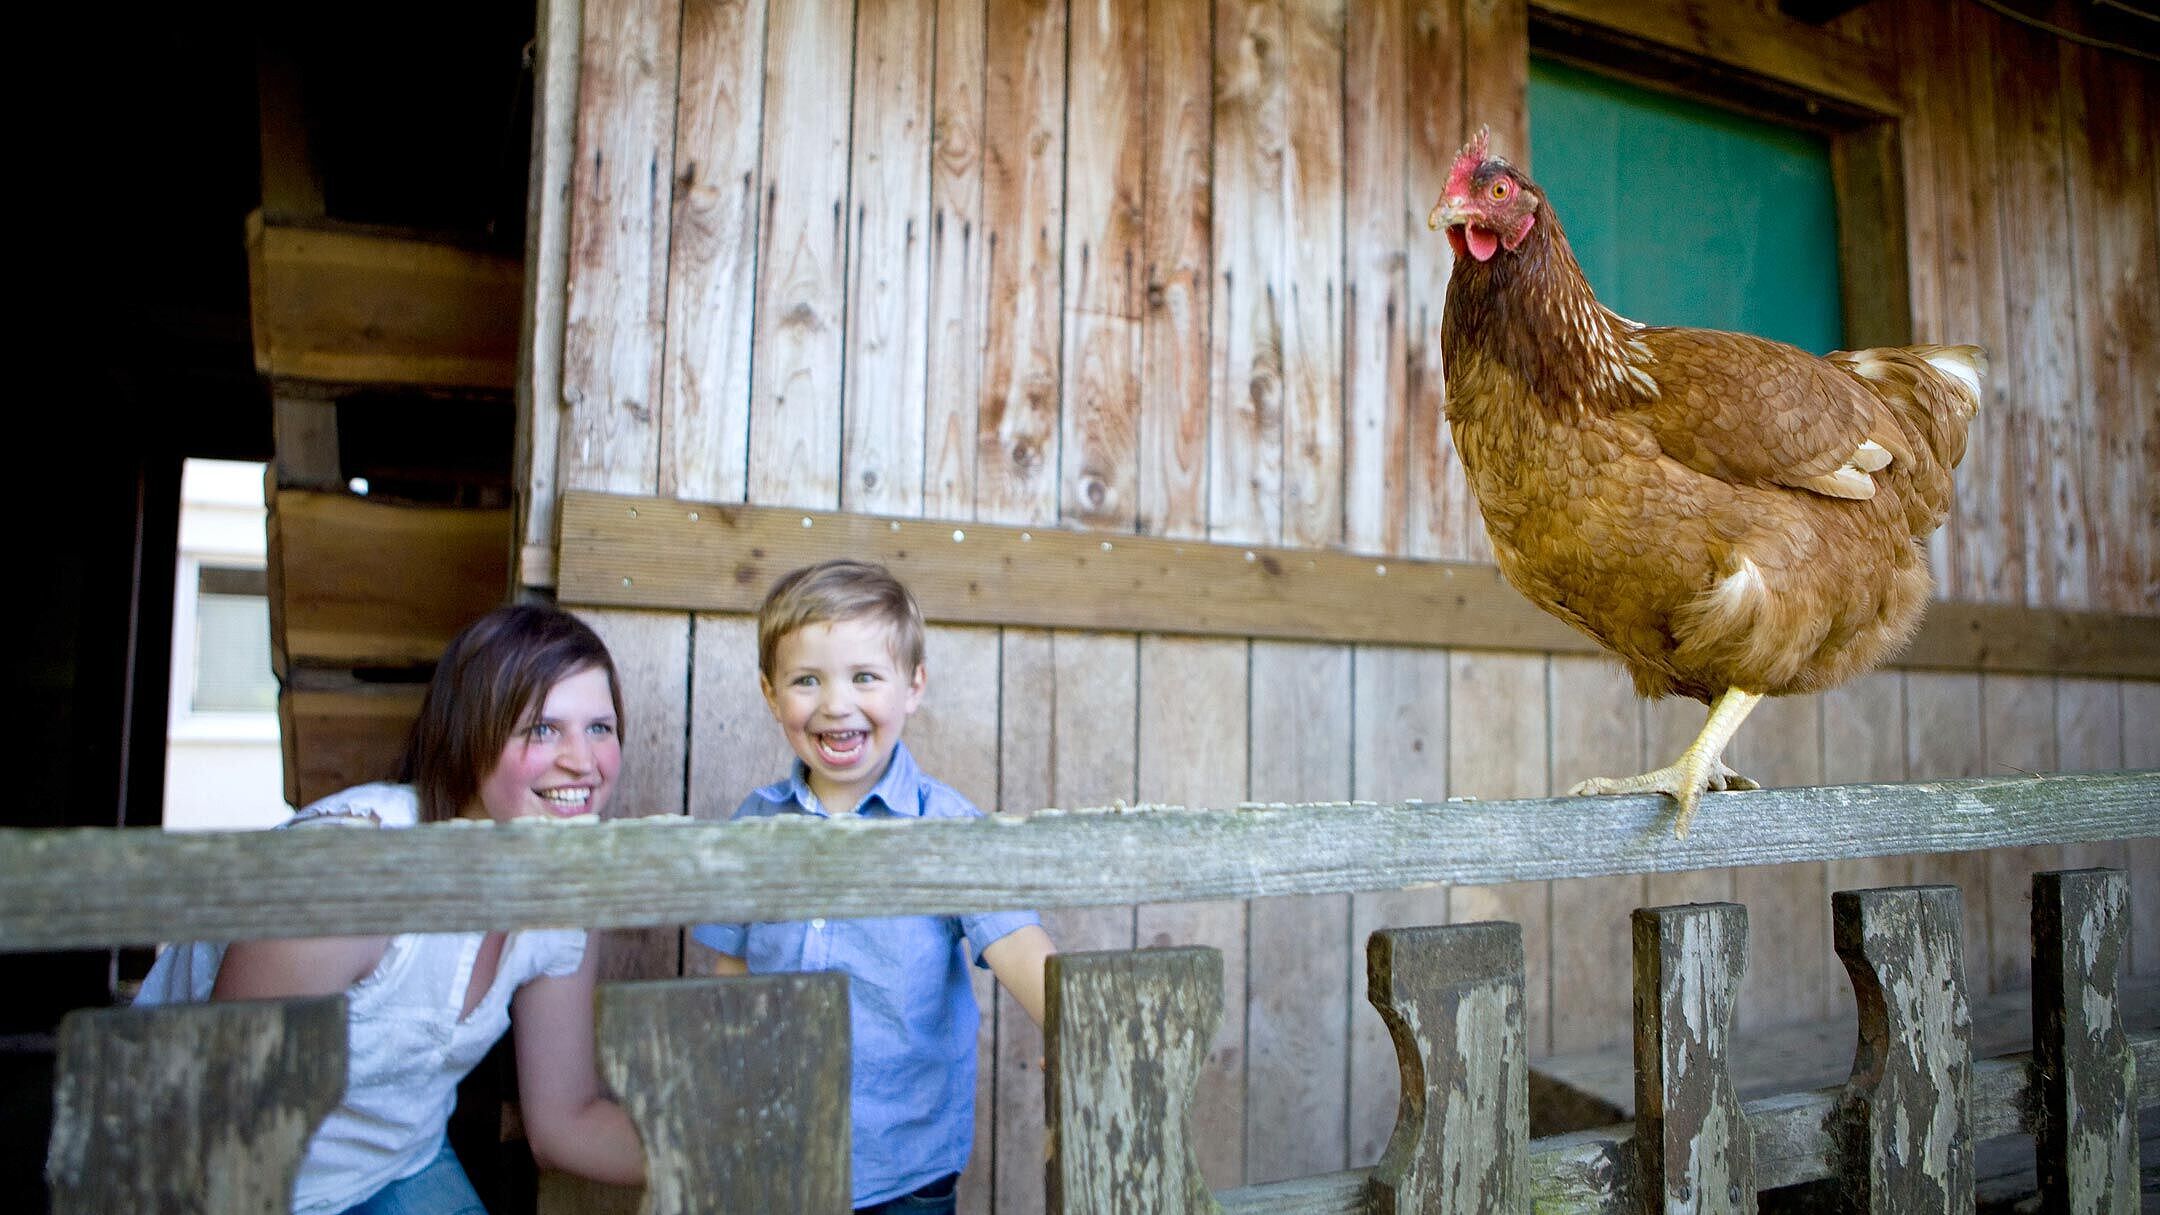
[3,770,2154,951]
[246,210,523,390]
[1529,0,1900,120]
[555,494,2160,679]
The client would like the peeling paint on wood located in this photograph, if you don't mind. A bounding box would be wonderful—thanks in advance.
[2031,869,2137,1214]
[1045,947,1223,1213]
[1632,903,1755,1213]
[1829,886,1975,1213]
[47,996,344,1214]
[1366,923,1528,1214]
[598,974,850,1214]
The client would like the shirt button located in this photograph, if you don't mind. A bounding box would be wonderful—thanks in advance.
[810,918,826,930]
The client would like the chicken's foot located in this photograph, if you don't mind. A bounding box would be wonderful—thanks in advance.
[1568,687,1765,837]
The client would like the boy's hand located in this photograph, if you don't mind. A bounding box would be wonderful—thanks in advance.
[710,953,749,977]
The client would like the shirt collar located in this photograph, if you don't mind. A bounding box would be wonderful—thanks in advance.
[784,741,925,819]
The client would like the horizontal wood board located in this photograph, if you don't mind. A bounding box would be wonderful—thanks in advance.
[557,494,2160,677]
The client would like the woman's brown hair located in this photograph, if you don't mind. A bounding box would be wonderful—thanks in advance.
[398,604,625,822]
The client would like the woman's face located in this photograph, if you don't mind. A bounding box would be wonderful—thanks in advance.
[472,665,622,823]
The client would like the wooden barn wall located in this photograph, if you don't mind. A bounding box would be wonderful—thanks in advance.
[527,0,2160,1205]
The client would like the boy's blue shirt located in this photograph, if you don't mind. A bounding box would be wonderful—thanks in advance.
[691,741,1040,1207]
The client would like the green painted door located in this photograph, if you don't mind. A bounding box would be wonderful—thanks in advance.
[1527,58,1846,354]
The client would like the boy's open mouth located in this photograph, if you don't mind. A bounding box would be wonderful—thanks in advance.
[816,730,868,766]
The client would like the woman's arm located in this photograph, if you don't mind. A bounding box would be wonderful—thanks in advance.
[981,924,1057,1028]
[511,944,647,1187]
[211,936,391,1000]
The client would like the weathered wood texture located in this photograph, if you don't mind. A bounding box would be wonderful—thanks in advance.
[597,975,851,1214]
[1045,947,1222,1214]
[1631,904,1754,1214]
[2031,870,2138,1213]
[1829,886,1975,1213]
[557,494,2160,678]
[47,996,345,1214]
[1365,923,1528,1214]
[10,770,2155,952]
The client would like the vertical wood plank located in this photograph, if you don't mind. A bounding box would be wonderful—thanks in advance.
[660,0,764,503]
[600,975,851,1214]
[1045,947,1224,1214]
[581,609,692,981]
[1138,0,1215,540]
[1403,0,1468,560]
[1456,0,1526,566]
[1548,655,1647,1055]
[748,0,854,509]
[2031,869,2137,1215]
[926,0,988,520]
[1348,646,1454,1164]
[1365,923,1528,1214]
[1828,886,1975,1214]
[1246,641,1353,1183]
[1060,0,1147,531]
[49,998,345,1215]
[2054,678,2123,873]
[1731,694,1831,1030]
[844,0,935,515]
[518,0,583,574]
[1632,904,1755,1215]
[1644,698,1733,908]
[1282,0,1344,548]
[1211,0,1287,544]
[1904,671,1990,992]
[2121,681,2160,977]
[1136,636,1250,1187]
[1982,673,2059,994]
[993,629,1143,1214]
[1952,5,2021,604]
[561,0,678,498]
[1342,0,1409,556]
[686,613,794,976]
[1822,673,1913,899]
[1447,652,1551,1057]
[978,0,1067,525]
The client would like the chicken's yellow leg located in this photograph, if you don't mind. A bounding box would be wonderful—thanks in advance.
[1568,687,1765,837]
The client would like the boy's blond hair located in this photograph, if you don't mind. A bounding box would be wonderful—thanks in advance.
[757,560,928,680]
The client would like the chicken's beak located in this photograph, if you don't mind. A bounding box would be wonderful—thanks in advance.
[1427,196,1469,231]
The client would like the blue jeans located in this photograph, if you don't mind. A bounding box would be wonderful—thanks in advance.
[339,1143,487,1215]
[856,1172,960,1215]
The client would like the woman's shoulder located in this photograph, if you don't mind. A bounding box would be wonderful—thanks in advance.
[285,782,420,830]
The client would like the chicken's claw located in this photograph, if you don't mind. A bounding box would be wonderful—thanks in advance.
[1568,759,1757,838]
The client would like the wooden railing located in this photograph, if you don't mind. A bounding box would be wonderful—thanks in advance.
[8,770,2157,1213]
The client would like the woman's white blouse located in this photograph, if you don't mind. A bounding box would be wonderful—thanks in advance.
[134,783,588,1214]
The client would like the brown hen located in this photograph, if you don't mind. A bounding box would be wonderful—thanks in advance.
[1429,128,1983,836]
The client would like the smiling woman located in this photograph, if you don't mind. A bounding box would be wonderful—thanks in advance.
[132,604,647,1214]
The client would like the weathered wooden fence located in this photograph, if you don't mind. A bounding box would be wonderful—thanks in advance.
[10,769,2157,1213]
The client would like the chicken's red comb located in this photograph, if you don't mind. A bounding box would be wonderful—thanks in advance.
[1445,125,1493,201]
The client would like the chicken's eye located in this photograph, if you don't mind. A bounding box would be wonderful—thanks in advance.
[1490,180,1511,200]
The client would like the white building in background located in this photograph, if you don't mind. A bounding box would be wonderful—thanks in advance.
[164,458,291,831]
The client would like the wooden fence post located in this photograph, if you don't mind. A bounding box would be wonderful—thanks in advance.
[1365,922,1528,1214]
[597,974,851,1215]
[1633,903,1755,1214]
[47,996,345,1214]
[1045,946,1223,1214]
[1828,885,1975,1214]
[2031,868,2137,1214]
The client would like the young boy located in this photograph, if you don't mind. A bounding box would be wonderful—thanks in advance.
[694,559,1057,1214]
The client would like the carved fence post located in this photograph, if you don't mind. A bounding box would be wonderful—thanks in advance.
[2031,869,2137,1214]
[1045,946,1223,1214]
[47,995,345,1214]
[1633,903,1755,1214]
[1366,922,1528,1214]
[1828,885,1975,1214]
[598,974,851,1215]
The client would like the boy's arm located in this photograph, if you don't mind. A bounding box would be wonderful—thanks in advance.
[980,924,1057,1028]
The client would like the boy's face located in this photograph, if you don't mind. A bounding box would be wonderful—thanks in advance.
[761,615,925,815]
